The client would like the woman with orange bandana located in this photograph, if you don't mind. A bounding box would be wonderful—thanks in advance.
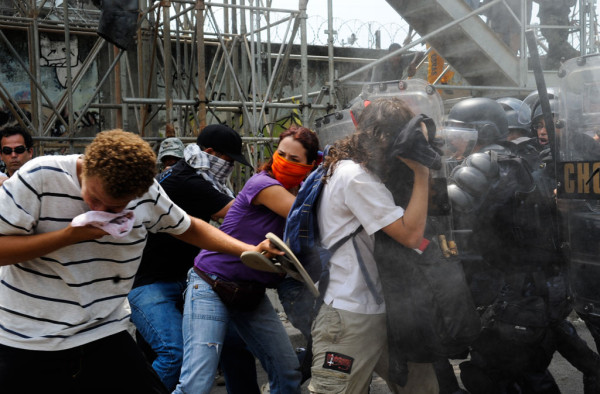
[174,125,320,394]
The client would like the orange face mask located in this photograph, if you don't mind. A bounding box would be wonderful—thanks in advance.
[271,151,313,190]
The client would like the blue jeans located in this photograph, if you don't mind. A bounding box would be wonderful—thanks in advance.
[128,281,186,391]
[221,324,261,394]
[173,269,302,394]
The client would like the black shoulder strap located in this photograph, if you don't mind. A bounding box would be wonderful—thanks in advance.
[328,225,363,255]
[316,225,364,299]
[353,234,385,304]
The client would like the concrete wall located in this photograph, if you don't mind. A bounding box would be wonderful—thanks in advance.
[0,29,100,135]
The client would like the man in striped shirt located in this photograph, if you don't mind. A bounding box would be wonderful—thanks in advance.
[0,129,278,393]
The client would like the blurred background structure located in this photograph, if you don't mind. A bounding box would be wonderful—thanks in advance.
[0,0,597,185]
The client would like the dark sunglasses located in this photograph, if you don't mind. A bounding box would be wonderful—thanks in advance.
[2,145,27,155]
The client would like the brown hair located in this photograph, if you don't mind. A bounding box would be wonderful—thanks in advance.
[324,97,415,183]
[83,129,157,199]
[258,124,320,174]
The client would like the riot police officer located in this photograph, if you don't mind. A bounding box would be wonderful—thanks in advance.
[555,54,600,373]
[445,95,600,393]
[497,97,532,141]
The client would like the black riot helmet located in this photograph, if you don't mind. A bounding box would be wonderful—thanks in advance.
[518,88,559,133]
[531,98,559,124]
[446,98,509,146]
[529,98,560,141]
[497,97,531,138]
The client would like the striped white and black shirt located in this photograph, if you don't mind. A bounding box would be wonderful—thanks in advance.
[0,155,191,351]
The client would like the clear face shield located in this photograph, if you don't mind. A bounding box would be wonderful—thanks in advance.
[439,120,478,163]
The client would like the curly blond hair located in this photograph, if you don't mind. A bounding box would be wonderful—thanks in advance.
[83,129,157,199]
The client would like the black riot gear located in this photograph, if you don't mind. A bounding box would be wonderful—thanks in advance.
[531,98,558,124]
[441,78,600,393]
[449,152,501,211]
[497,97,531,138]
[446,98,509,145]
[446,137,600,393]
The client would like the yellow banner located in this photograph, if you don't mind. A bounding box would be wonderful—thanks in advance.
[427,44,454,85]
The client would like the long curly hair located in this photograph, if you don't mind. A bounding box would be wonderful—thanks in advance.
[83,129,157,199]
[324,97,415,185]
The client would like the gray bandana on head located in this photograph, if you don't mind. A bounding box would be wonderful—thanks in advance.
[184,144,235,198]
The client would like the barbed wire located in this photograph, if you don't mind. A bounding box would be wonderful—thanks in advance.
[199,3,594,53]
[268,16,413,48]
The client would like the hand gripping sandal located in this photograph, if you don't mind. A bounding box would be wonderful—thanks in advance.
[240,232,319,297]
[266,232,319,297]
[240,250,285,274]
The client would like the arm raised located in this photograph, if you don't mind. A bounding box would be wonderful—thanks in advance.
[382,158,429,249]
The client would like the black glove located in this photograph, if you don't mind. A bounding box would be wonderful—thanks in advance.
[539,147,553,164]
[389,114,442,170]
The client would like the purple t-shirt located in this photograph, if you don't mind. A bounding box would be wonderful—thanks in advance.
[194,171,285,286]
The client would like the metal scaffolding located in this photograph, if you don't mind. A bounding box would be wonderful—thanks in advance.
[0,0,598,148]
[0,1,314,142]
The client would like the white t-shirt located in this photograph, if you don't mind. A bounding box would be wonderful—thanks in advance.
[317,160,404,314]
[0,155,191,351]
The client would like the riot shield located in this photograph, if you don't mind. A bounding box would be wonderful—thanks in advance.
[315,78,449,217]
[361,78,448,214]
[313,109,355,149]
[557,54,600,317]
[314,78,445,150]
[360,78,445,131]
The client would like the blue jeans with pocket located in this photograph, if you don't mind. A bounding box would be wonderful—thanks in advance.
[173,268,302,394]
[128,280,186,391]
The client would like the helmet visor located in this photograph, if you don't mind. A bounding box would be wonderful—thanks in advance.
[518,88,559,125]
[440,120,478,160]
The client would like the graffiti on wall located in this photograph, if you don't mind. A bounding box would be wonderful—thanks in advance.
[39,34,84,89]
[0,30,99,135]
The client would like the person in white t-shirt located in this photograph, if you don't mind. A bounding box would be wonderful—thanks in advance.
[308,97,438,394]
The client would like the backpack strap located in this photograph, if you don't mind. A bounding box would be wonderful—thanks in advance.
[320,225,384,305]
[327,224,363,255]
[316,225,364,298]
[353,234,385,304]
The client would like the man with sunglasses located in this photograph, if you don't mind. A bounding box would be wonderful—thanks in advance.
[0,125,34,185]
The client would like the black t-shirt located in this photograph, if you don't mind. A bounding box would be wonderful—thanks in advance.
[133,160,233,288]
